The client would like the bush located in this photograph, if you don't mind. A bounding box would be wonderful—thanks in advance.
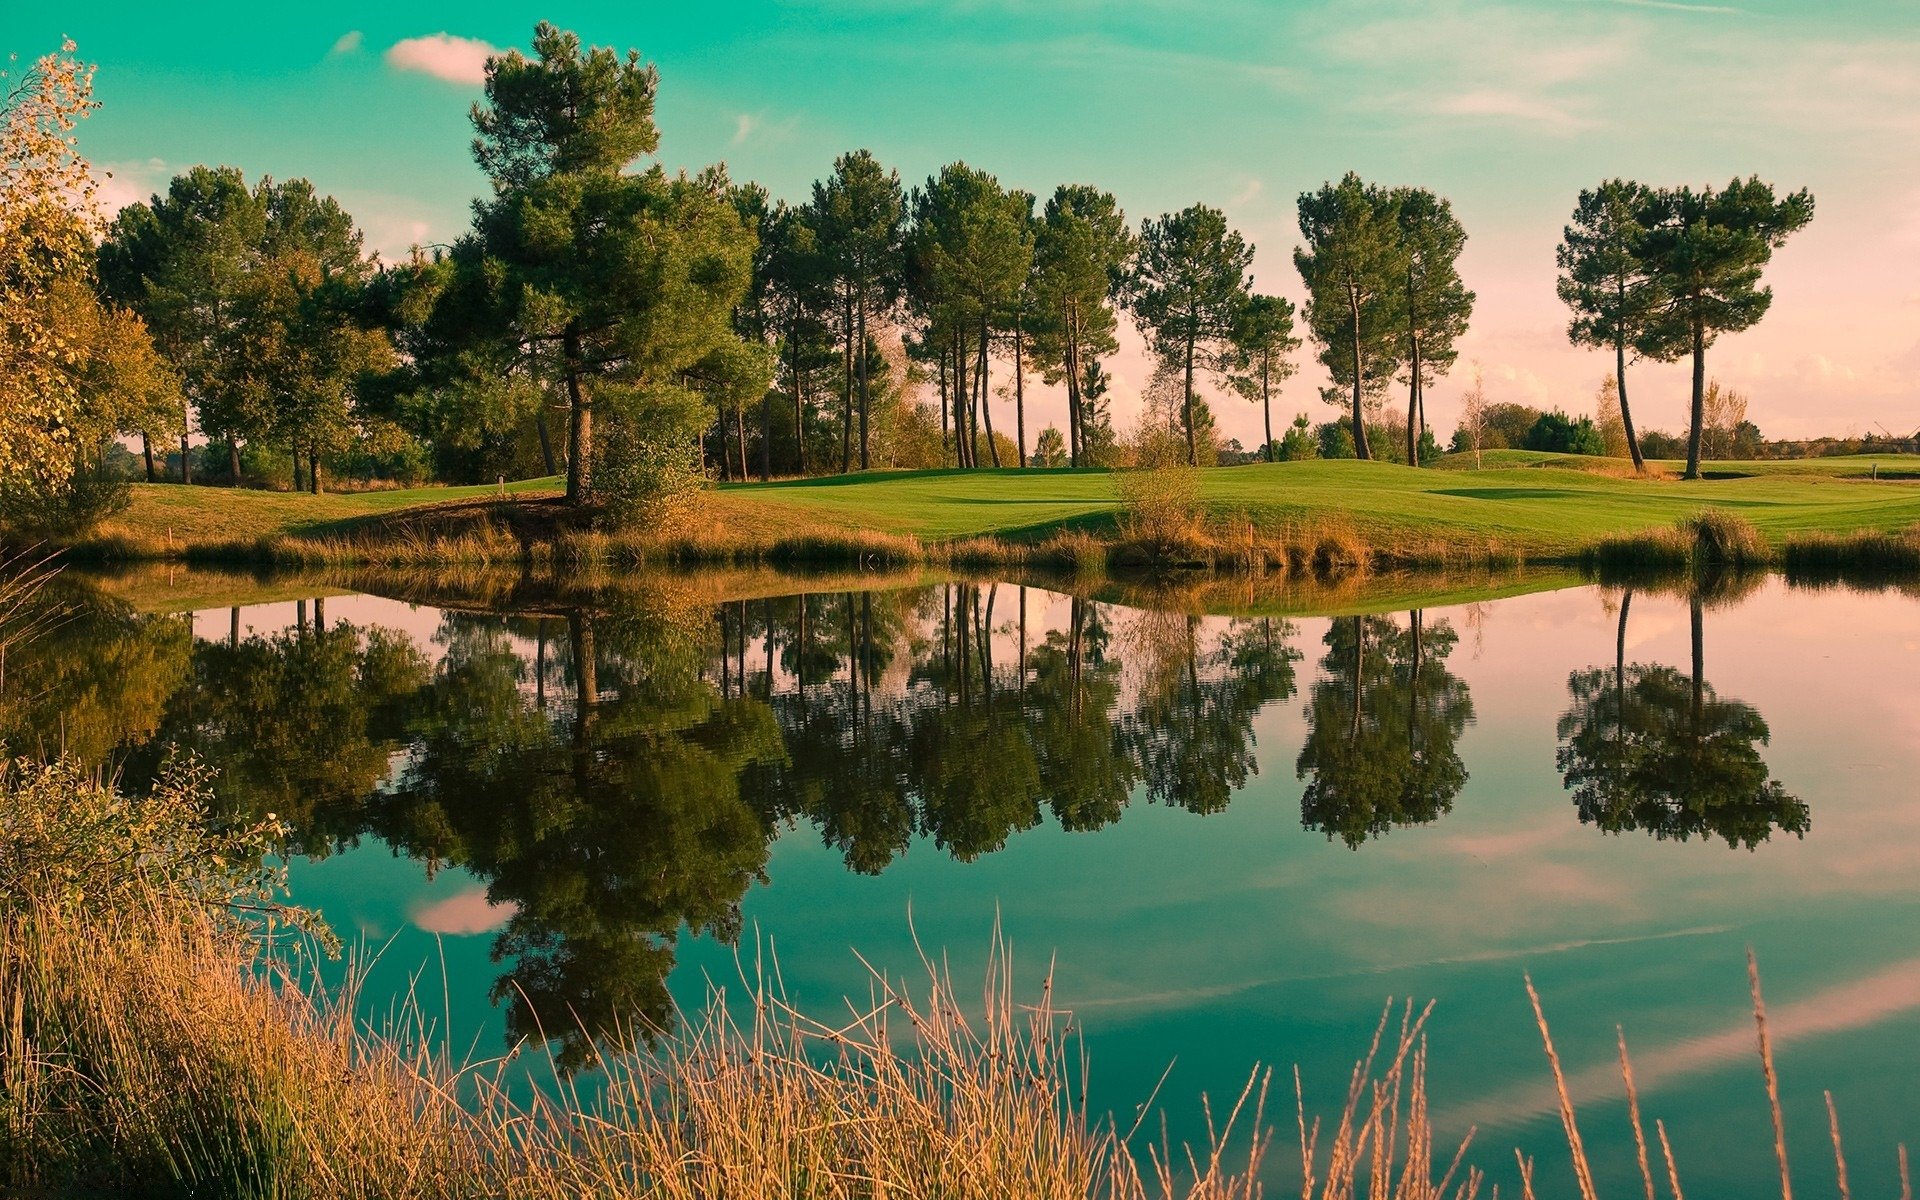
[1639,428,1688,460]
[1522,409,1605,455]
[1278,413,1318,461]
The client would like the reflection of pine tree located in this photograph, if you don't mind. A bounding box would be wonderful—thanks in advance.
[1557,594,1806,848]
[1296,612,1473,848]
[1125,614,1300,815]
[375,603,782,1071]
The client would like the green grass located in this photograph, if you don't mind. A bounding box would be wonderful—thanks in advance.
[101,476,560,546]
[715,453,1920,554]
[46,453,1920,569]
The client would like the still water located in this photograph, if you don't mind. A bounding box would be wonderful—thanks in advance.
[16,569,1920,1193]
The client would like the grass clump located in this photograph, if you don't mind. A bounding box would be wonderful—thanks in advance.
[1584,508,1767,577]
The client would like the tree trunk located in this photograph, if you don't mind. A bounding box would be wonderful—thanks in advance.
[760,390,772,482]
[978,321,1000,468]
[1684,317,1706,480]
[1065,315,1082,468]
[229,606,239,649]
[856,298,871,471]
[142,434,156,482]
[313,595,325,633]
[791,316,807,476]
[180,431,192,485]
[1182,331,1198,467]
[309,452,321,495]
[1615,286,1645,472]
[938,344,951,465]
[1348,295,1371,461]
[1262,362,1275,463]
[737,402,749,481]
[563,325,592,504]
[229,438,242,486]
[1014,319,1026,467]
[840,294,854,474]
[536,408,557,477]
[1615,590,1631,783]
[1689,595,1704,732]
[292,447,304,494]
[953,331,972,468]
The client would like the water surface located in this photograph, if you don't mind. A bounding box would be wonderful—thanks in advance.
[16,568,1920,1194]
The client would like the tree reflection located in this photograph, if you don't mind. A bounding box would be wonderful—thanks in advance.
[16,578,1313,1065]
[1296,612,1474,848]
[371,603,782,1070]
[1557,589,1807,848]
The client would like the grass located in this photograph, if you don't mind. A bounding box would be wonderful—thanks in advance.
[6,867,1913,1199]
[33,453,1920,577]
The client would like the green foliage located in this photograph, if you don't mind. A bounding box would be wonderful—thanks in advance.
[0,754,322,939]
[1297,614,1472,847]
[1523,409,1606,455]
[1127,204,1252,466]
[1635,177,1814,478]
[1229,293,1301,461]
[1029,185,1135,468]
[1557,180,1663,467]
[1392,188,1473,465]
[443,27,761,510]
[1294,174,1404,459]
[1279,413,1319,461]
[1033,426,1067,467]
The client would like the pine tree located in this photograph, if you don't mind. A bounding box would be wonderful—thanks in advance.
[1556,180,1662,471]
[1294,174,1404,461]
[1127,205,1252,467]
[1393,188,1473,467]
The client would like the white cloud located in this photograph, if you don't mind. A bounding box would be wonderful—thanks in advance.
[1590,0,1745,13]
[330,30,364,56]
[732,113,760,146]
[95,157,170,216]
[1431,87,1593,133]
[1229,178,1264,207]
[384,33,503,86]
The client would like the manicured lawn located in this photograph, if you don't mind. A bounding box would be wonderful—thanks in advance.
[715,452,1920,556]
[96,477,562,546]
[81,452,1920,561]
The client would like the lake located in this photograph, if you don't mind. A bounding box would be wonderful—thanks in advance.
[15,565,1920,1194]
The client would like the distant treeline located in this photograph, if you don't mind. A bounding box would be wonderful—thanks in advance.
[4,25,1820,539]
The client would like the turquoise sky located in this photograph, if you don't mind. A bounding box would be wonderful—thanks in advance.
[9,0,1917,442]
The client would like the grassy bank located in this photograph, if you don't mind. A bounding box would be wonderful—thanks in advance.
[3,758,1909,1199]
[39,452,1920,575]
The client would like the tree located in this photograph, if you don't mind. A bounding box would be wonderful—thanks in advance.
[1457,363,1487,467]
[1557,591,1807,848]
[1228,293,1300,463]
[445,24,759,511]
[761,201,834,476]
[249,178,391,492]
[1297,613,1472,847]
[1636,178,1814,479]
[98,165,268,485]
[812,151,906,472]
[1033,426,1066,466]
[1393,188,1473,466]
[0,38,101,495]
[1594,374,1628,459]
[1699,378,1749,460]
[907,163,1029,469]
[1556,180,1662,471]
[1295,175,1404,461]
[1278,412,1317,461]
[1029,186,1134,468]
[1127,205,1252,466]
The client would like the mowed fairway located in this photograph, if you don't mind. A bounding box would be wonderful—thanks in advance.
[81,451,1920,561]
[718,451,1920,557]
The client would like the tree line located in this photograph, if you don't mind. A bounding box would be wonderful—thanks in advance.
[2,28,1816,532]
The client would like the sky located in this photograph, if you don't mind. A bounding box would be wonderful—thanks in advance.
[9,0,1919,447]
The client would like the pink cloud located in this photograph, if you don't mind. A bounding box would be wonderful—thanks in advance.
[411,886,515,935]
[384,33,502,86]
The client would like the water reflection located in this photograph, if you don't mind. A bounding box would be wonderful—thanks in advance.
[2,572,1819,1069]
[1296,612,1474,848]
[1557,588,1808,848]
